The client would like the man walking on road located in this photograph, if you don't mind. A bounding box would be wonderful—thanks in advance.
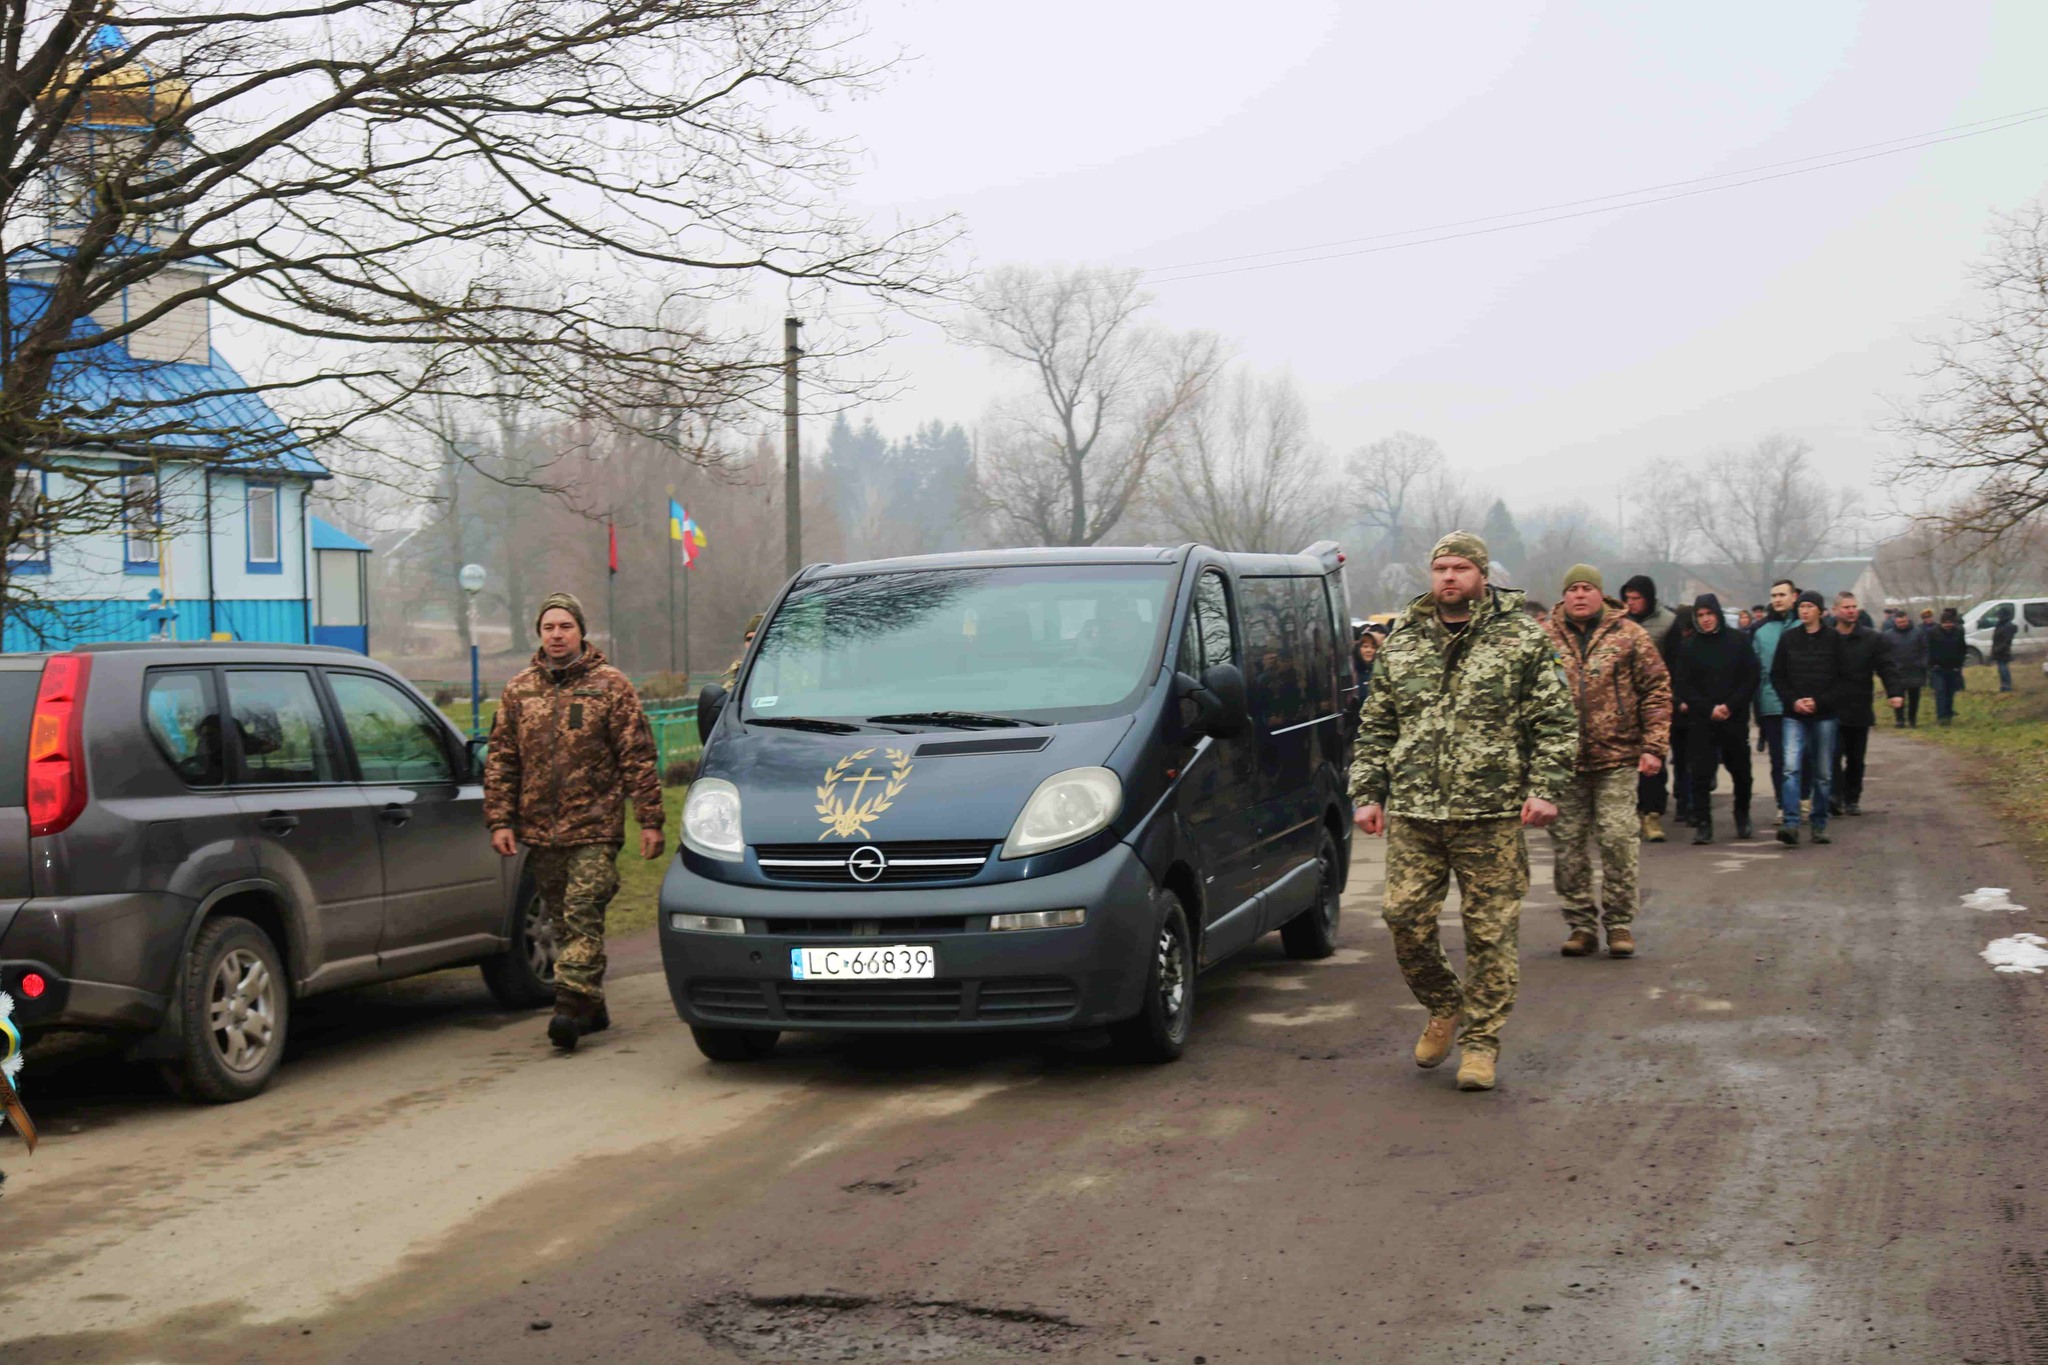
[1992,605,2018,692]
[1830,592,1904,816]
[1884,608,1929,727]
[485,592,667,1051]
[1770,590,1848,845]
[1670,594,1758,844]
[1351,532,1578,1093]
[1752,579,1799,819]
[1543,566,1670,959]
[1928,607,1969,725]
[1620,575,1680,841]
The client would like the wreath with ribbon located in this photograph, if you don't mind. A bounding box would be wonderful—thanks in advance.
[815,747,914,840]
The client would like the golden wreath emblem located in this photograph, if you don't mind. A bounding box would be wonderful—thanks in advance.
[815,747,914,840]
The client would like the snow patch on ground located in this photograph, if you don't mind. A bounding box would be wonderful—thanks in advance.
[1963,887,2025,912]
[1982,934,2048,974]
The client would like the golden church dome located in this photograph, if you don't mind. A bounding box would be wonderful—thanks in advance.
[37,25,190,129]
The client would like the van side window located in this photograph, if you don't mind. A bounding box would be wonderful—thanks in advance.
[1240,577,1308,729]
[327,672,454,784]
[225,671,340,785]
[1177,572,1235,674]
[145,670,225,786]
[2027,603,2048,629]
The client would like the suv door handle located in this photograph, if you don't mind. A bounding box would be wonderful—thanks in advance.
[258,812,300,835]
[379,803,411,827]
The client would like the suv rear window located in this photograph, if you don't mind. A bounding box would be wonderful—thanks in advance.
[0,668,42,807]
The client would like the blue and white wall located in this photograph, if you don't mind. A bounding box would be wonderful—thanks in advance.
[5,457,317,651]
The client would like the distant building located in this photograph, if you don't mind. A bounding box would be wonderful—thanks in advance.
[1,25,368,652]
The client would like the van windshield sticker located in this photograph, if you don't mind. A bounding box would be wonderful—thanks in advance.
[756,696,779,709]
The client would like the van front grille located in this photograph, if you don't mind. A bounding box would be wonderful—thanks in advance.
[753,841,994,886]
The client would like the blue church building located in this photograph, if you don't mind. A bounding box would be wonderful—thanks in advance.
[3,25,370,654]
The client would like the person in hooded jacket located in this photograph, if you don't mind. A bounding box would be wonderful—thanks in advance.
[1620,574,1681,841]
[1768,590,1851,844]
[1669,594,1758,843]
[1884,608,1929,726]
[1927,607,1969,724]
[1993,604,2018,692]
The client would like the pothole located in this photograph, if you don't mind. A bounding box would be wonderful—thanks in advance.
[688,1293,1085,1361]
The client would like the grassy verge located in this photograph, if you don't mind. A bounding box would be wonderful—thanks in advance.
[1903,659,2048,874]
[612,784,688,936]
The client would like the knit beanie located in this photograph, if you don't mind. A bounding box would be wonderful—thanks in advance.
[1562,563,1603,593]
[534,591,588,636]
[1428,530,1489,576]
[1796,589,1825,613]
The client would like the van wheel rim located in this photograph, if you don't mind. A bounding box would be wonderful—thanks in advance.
[525,899,558,982]
[209,948,277,1074]
[1319,848,1341,929]
[1157,922,1188,1025]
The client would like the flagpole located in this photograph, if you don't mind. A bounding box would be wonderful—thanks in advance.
[666,485,677,674]
[606,516,617,666]
[682,559,691,684]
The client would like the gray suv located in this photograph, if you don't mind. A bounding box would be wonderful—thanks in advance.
[0,643,553,1101]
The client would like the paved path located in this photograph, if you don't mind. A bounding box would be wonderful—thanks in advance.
[4,729,2046,1363]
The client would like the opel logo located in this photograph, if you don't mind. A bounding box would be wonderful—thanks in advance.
[847,845,888,883]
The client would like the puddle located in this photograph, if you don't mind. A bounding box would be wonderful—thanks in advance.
[1964,888,2026,912]
[1983,934,2048,974]
[688,1293,1083,1361]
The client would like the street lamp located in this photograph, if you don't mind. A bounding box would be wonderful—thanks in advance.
[459,563,486,738]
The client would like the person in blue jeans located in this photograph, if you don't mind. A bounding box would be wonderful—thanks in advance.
[1768,590,1849,845]
[1751,579,1799,818]
[1992,605,2017,692]
[1927,607,1968,724]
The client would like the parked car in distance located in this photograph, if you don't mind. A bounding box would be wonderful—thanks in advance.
[662,541,1356,1063]
[1962,597,2048,665]
[0,643,555,1101]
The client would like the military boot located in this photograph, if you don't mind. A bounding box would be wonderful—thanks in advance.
[587,1000,611,1035]
[1456,1050,1497,1091]
[1734,809,1753,840]
[1414,1012,1459,1069]
[547,989,599,1051]
[1606,926,1636,958]
[1641,812,1666,843]
[1561,929,1598,957]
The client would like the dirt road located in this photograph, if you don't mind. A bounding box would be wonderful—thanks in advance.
[4,730,2047,1363]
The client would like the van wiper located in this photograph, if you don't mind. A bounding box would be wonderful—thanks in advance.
[745,715,863,734]
[865,710,1034,729]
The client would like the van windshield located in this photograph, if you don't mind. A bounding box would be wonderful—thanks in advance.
[743,565,1175,725]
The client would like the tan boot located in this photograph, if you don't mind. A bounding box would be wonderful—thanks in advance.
[1561,928,1598,957]
[1641,812,1666,843]
[1606,926,1636,958]
[1456,1050,1497,1091]
[1414,1012,1459,1069]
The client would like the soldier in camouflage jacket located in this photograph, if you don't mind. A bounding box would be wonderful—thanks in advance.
[1350,531,1578,1092]
[485,592,665,1049]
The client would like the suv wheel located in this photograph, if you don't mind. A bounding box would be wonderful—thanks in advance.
[163,916,289,1103]
[480,879,556,1009]
[1108,888,1194,1063]
[1281,829,1344,960]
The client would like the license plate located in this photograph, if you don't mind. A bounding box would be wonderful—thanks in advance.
[789,944,935,981]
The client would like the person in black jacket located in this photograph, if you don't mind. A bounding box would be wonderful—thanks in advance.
[1927,607,1969,724]
[1769,589,1850,845]
[1670,594,1758,844]
[1992,605,2018,692]
[1828,592,1904,816]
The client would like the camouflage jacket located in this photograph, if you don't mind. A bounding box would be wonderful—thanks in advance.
[1543,603,1672,772]
[1349,587,1578,819]
[483,647,664,847]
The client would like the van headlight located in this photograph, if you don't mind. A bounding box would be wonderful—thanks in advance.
[1001,767,1121,860]
[682,778,744,861]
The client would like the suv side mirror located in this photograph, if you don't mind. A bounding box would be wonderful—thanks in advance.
[465,736,489,780]
[696,683,728,743]
[1175,663,1250,740]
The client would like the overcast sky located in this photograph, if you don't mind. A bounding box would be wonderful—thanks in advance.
[795,0,2048,525]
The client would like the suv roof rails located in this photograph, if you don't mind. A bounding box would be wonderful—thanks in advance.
[1299,540,1344,574]
[73,641,361,655]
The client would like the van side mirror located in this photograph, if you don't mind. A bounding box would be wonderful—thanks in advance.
[1175,663,1250,740]
[465,737,489,780]
[696,683,728,743]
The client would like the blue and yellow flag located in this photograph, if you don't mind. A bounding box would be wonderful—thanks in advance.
[669,499,706,567]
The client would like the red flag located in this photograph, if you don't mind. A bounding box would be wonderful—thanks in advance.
[607,521,618,574]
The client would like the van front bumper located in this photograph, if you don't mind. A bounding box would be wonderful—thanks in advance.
[657,843,1158,1033]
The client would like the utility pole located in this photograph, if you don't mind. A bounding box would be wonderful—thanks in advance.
[783,316,803,577]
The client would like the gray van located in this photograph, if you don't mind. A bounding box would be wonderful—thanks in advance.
[660,542,1356,1062]
[0,643,553,1101]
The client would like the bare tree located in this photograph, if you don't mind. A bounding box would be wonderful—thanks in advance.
[963,265,1220,546]
[0,4,955,622]
[1668,434,1858,587]
[1875,510,2048,608]
[1890,203,2048,535]
[1154,366,1332,552]
[1344,431,1445,563]
[1518,501,1616,602]
[1626,459,1695,563]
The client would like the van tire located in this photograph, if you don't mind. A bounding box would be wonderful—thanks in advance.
[1966,646,1985,667]
[692,1026,779,1062]
[1109,891,1193,1063]
[480,879,556,1009]
[164,916,289,1104]
[1281,830,1344,960]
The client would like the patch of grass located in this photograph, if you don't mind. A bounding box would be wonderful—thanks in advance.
[1905,660,2048,874]
[611,783,689,936]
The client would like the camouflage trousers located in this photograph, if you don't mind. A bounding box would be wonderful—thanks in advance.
[1383,816,1528,1057]
[1548,766,1641,932]
[528,843,621,1002]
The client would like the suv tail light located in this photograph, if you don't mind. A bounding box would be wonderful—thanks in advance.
[27,653,92,837]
